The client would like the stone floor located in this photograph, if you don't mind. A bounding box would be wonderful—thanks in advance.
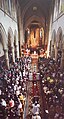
[24,59,43,119]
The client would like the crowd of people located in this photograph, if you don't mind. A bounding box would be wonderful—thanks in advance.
[39,57,64,119]
[0,56,32,119]
[0,51,64,119]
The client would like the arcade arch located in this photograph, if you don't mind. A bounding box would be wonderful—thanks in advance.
[8,27,15,63]
[0,23,9,68]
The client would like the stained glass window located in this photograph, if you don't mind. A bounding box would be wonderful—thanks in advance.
[0,0,2,8]
[5,0,8,12]
[8,0,11,14]
[0,0,4,9]
[61,0,64,12]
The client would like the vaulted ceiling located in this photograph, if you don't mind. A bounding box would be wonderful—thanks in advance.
[18,0,53,30]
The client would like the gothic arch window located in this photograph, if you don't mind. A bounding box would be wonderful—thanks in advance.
[0,0,3,8]
[53,0,61,20]
[8,0,12,14]
[59,0,62,13]
[11,0,16,18]
[61,0,64,12]
[58,0,61,13]
[5,0,8,12]
[54,0,58,20]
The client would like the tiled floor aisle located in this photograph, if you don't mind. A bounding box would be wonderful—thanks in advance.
[25,59,43,119]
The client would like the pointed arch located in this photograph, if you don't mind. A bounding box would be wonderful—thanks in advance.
[0,23,7,50]
[0,23,9,68]
[24,15,44,31]
[21,0,45,21]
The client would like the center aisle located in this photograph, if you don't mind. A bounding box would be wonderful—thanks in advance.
[25,59,43,119]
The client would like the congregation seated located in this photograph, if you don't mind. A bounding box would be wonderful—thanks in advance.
[38,57,64,119]
[0,56,32,119]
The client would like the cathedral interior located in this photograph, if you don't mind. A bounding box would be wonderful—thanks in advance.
[0,0,64,119]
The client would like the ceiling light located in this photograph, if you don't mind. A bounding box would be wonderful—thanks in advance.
[33,6,37,11]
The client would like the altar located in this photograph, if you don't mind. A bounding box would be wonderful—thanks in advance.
[31,51,38,59]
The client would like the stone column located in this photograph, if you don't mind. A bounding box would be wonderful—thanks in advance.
[55,47,58,61]
[11,46,15,63]
[18,14,24,56]
[16,44,19,59]
[55,42,58,61]
[51,45,54,58]
[21,20,24,45]
[4,49,9,69]
[61,49,64,69]
[27,29,30,47]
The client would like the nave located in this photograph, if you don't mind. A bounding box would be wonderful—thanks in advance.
[0,0,64,118]
[0,56,64,119]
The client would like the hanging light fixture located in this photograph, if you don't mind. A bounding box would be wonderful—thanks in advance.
[33,6,37,11]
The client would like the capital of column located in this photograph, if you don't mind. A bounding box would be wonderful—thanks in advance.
[4,49,8,53]
[11,46,14,49]
[4,49,10,69]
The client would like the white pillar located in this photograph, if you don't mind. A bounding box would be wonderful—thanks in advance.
[61,49,64,68]
[11,46,15,63]
[17,7,24,56]
[51,45,55,58]
[4,49,9,69]
[55,46,58,61]
[16,44,19,59]
[21,20,24,45]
